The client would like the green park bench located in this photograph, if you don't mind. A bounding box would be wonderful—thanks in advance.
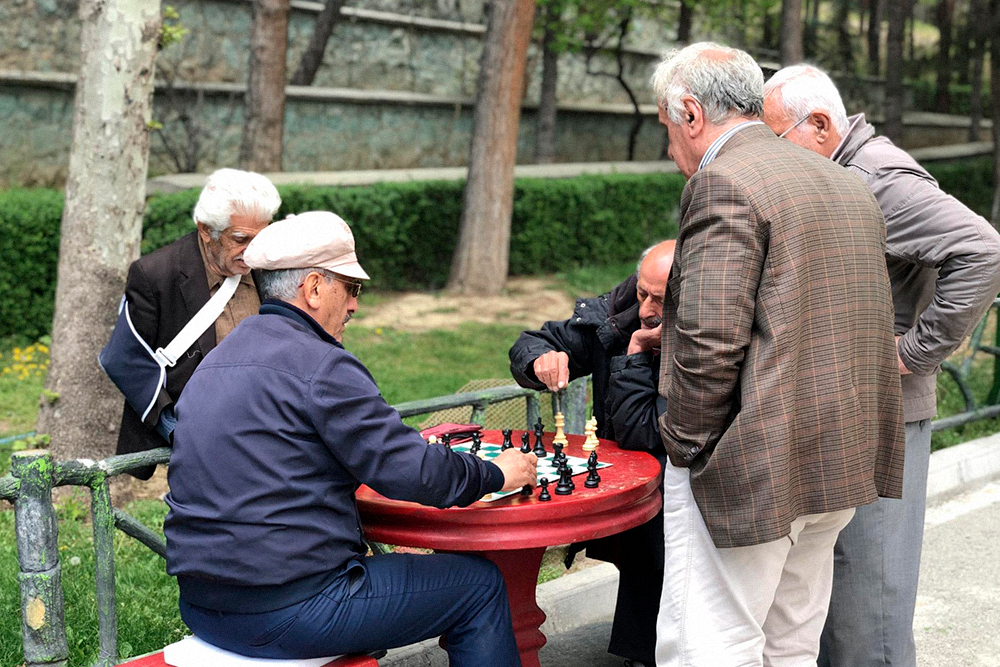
[2,380,589,667]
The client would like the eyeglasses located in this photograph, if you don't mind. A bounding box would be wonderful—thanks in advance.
[778,114,810,138]
[333,276,363,298]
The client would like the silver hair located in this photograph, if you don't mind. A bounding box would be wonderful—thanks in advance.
[192,168,282,240]
[650,42,764,125]
[256,267,332,301]
[763,65,851,136]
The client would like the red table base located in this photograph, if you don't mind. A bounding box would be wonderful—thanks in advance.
[474,547,548,667]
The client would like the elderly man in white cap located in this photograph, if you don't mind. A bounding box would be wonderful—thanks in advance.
[163,212,537,665]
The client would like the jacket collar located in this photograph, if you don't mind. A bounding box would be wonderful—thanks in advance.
[597,274,641,350]
[831,113,875,167]
[710,122,776,164]
[176,231,216,354]
[260,299,344,348]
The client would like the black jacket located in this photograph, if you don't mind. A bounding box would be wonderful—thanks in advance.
[115,232,216,477]
[509,274,664,460]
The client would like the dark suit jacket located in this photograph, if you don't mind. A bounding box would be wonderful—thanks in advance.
[657,124,906,548]
[115,232,216,478]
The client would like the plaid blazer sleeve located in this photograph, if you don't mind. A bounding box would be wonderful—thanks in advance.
[660,168,767,466]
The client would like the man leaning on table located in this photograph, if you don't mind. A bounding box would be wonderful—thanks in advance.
[163,211,537,666]
[650,43,906,667]
[762,64,1000,667]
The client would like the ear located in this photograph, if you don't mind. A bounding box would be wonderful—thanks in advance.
[811,110,833,145]
[682,97,704,138]
[300,271,326,311]
[195,221,214,245]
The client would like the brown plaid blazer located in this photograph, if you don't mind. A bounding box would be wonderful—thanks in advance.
[657,124,905,548]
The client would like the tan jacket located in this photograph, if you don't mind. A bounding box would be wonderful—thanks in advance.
[834,115,1000,422]
[658,124,905,548]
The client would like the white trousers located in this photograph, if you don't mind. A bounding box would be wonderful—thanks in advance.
[655,460,855,667]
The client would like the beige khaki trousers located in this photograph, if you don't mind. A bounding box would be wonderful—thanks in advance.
[655,459,856,667]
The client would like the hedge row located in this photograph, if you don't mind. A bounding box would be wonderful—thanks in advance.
[3,158,995,340]
[1,173,686,339]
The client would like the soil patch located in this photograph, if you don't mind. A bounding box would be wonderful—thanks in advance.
[355,277,575,333]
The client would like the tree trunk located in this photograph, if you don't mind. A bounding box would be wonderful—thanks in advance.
[535,6,559,165]
[447,0,536,295]
[37,0,161,461]
[837,0,855,73]
[968,0,987,140]
[885,0,908,144]
[780,0,804,65]
[677,0,693,43]
[934,0,956,113]
[868,0,883,75]
[238,0,290,172]
[991,0,1000,227]
[290,0,346,85]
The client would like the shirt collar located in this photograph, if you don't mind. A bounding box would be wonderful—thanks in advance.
[698,120,765,171]
[259,299,343,348]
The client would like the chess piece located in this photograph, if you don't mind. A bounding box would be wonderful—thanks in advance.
[582,416,600,452]
[552,442,566,467]
[588,451,599,470]
[470,439,480,456]
[520,432,532,454]
[566,464,575,491]
[552,412,568,448]
[521,483,533,496]
[555,469,572,495]
[427,435,438,445]
[441,434,451,448]
[538,478,552,501]
[472,431,482,448]
[501,429,512,450]
[534,417,544,436]
[533,429,546,458]
[585,455,600,488]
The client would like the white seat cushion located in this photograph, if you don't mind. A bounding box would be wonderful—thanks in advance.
[163,635,342,667]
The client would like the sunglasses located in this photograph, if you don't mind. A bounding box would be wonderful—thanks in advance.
[334,277,363,298]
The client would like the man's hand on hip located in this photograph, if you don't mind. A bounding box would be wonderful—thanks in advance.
[533,350,570,392]
[493,449,539,492]
[895,335,912,375]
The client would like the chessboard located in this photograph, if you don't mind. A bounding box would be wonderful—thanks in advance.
[449,442,611,503]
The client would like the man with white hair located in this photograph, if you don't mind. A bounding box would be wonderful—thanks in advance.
[762,64,1000,667]
[165,212,536,664]
[115,168,281,477]
[650,43,905,666]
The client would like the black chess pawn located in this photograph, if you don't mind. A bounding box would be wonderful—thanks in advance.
[501,429,513,450]
[555,469,572,495]
[520,432,532,454]
[533,430,546,458]
[538,478,552,501]
[585,462,600,488]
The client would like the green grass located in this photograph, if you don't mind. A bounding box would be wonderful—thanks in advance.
[0,497,186,666]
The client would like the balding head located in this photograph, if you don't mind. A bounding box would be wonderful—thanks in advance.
[636,240,676,329]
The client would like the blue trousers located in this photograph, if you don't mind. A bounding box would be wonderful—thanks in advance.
[179,553,521,667]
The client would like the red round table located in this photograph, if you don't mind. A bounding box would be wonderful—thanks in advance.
[356,430,662,667]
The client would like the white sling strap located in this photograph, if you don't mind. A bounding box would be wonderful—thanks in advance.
[154,274,242,367]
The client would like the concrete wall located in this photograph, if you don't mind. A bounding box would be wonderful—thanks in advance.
[0,0,941,187]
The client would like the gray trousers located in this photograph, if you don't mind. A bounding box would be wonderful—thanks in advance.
[818,419,931,667]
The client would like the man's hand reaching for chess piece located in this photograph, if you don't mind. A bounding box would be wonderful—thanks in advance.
[532,350,570,392]
[493,449,539,492]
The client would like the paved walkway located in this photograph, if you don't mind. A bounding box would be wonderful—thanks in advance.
[537,481,1000,667]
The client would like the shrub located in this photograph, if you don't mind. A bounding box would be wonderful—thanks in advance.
[0,158,994,339]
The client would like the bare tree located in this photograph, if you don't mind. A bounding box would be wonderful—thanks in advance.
[836,0,855,73]
[535,0,563,164]
[678,0,694,43]
[991,0,1000,227]
[290,0,347,85]
[780,0,804,65]
[934,0,956,112]
[868,0,883,75]
[238,0,291,172]
[884,0,909,144]
[967,0,988,141]
[38,0,161,460]
[447,0,537,295]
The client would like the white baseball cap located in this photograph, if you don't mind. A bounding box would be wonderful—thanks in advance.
[244,211,370,280]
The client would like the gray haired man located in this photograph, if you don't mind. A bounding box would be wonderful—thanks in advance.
[763,64,1000,667]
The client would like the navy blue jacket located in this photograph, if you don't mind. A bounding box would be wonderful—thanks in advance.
[164,300,504,612]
